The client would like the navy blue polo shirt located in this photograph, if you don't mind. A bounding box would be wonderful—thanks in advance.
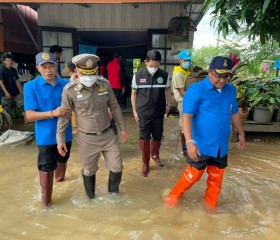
[183,76,238,158]
[0,66,20,97]
[24,76,72,145]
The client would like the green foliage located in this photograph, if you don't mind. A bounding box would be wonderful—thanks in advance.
[192,46,225,69]
[246,79,280,112]
[204,0,280,44]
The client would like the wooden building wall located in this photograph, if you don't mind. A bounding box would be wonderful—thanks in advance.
[38,4,187,30]
[2,5,38,54]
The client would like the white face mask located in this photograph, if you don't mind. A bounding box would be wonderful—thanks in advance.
[79,75,97,87]
[147,67,158,75]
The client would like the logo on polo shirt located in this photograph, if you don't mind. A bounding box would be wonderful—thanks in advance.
[157,77,163,84]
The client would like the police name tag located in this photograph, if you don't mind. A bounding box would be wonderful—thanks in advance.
[140,78,146,83]
[98,92,108,96]
[77,94,83,99]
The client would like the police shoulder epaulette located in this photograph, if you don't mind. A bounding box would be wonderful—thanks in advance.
[65,81,77,89]
[97,76,109,83]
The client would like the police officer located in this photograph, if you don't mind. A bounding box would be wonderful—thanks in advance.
[131,49,171,177]
[57,54,127,199]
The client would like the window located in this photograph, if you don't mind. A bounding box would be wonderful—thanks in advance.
[42,31,74,78]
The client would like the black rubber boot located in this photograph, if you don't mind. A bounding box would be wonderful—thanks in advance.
[81,172,96,199]
[108,171,122,193]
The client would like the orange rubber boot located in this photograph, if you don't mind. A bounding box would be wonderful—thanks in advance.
[204,165,224,208]
[164,165,204,208]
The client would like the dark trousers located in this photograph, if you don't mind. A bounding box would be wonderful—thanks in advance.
[138,115,164,141]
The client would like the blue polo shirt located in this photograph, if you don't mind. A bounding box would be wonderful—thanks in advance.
[183,76,238,158]
[24,76,72,145]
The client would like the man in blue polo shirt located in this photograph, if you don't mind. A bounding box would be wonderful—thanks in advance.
[24,52,72,206]
[165,56,246,209]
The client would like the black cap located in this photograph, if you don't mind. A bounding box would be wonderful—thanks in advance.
[146,49,161,62]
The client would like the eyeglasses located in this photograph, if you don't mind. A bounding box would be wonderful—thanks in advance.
[211,70,232,81]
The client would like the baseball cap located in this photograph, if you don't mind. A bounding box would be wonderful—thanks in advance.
[178,49,192,60]
[35,52,57,65]
[210,56,233,74]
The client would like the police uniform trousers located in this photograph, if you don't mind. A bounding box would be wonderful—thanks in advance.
[76,128,123,176]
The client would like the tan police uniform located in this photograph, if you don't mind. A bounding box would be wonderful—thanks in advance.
[56,54,127,199]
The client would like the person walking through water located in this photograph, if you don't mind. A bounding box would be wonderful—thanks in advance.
[57,54,127,199]
[172,49,192,156]
[24,52,73,206]
[164,56,246,209]
[131,49,171,177]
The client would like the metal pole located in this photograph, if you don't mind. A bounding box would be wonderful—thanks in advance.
[12,4,39,51]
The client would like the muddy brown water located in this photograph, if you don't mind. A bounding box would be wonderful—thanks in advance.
[1,113,279,239]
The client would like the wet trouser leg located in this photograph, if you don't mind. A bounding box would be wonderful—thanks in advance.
[204,165,224,208]
[164,165,204,208]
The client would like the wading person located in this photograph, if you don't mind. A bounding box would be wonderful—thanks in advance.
[57,54,127,199]
[172,49,192,156]
[24,52,73,206]
[131,49,171,177]
[164,56,246,209]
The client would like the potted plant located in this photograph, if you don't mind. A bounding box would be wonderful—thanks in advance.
[246,79,280,123]
[234,80,254,121]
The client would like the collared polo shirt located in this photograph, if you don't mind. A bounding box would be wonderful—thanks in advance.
[24,76,72,145]
[183,76,238,158]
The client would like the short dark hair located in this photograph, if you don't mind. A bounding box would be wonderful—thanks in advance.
[146,49,161,62]
[3,53,14,61]
[113,52,121,58]
[50,45,63,53]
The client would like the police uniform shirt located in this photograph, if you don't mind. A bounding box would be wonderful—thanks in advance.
[57,76,126,143]
[131,68,170,117]
[0,66,20,97]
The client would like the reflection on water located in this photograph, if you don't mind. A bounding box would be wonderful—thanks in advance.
[0,114,280,239]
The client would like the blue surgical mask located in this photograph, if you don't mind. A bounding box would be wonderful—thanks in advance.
[182,61,191,70]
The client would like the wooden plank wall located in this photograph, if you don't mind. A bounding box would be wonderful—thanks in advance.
[3,5,38,54]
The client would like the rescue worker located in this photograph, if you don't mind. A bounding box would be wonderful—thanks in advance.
[56,54,127,199]
[171,49,192,156]
[131,49,171,177]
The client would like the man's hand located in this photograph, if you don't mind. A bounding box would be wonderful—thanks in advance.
[133,110,139,124]
[53,106,71,117]
[57,143,68,157]
[120,131,128,144]
[237,134,246,150]
[5,92,11,99]
[187,143,201,162]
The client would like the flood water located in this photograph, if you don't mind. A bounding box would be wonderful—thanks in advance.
[1,113,280,239]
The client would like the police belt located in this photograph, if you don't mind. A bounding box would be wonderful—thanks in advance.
[80,125,112,135]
